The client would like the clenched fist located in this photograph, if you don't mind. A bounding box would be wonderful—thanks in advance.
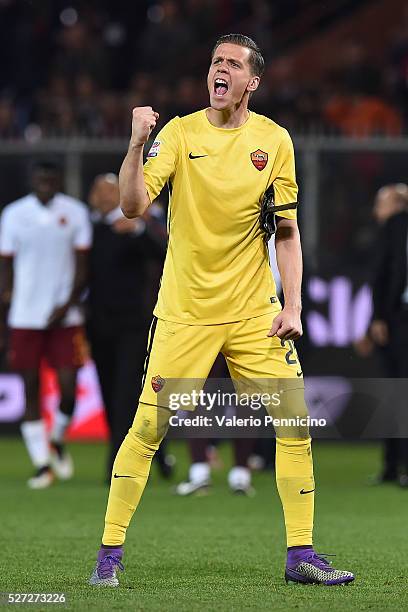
[130,106,159,147]
[268,306,303,340]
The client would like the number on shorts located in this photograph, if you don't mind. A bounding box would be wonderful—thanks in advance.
[280,339,297,365]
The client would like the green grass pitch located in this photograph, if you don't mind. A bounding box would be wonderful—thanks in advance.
[1,438,408,611]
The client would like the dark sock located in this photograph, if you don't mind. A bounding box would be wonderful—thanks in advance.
[50,441,64,458]
[36,465,51,475]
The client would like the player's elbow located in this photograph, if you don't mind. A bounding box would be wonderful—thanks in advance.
[120,198,146,219]
[120,190,151,219]
[120,203,139,219]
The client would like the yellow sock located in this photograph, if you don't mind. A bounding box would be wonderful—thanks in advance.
[275,437,315,547]
[102,402,170,546]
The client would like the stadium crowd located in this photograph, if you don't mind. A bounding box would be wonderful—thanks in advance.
[0,0,408,139]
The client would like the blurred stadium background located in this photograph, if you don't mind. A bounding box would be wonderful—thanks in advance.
[1,1,408,609]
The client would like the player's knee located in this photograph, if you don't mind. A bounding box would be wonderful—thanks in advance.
[268,386,310,440]
[128,403,170,452]
[132,420,161,452]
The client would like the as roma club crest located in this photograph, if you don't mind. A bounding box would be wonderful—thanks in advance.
[151,375,165,393]
[251,149,268,171]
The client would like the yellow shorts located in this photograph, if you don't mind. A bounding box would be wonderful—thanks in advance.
[139,312,304,409]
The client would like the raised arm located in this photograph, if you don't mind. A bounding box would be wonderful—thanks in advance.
[120,106,159,219]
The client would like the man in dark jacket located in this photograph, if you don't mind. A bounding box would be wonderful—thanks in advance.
[370,183,408,486]
[87,173,167,478]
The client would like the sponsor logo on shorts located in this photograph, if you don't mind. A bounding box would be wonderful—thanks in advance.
[250,149,268,171]
[151,375,165,392]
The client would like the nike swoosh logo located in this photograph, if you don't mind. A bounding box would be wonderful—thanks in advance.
[296,370,303,377]
[113,473,135,479]
[299,488,315,495]
[189,152,208,159]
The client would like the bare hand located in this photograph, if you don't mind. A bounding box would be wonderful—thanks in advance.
[268,307,303,340]
[47,304,70,328]
[370,319,389,346]
[130,106,159,147]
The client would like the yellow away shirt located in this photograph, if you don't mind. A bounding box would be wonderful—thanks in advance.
[143,109,298,325]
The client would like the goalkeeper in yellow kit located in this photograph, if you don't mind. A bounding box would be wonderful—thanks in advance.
[89,34,354,587]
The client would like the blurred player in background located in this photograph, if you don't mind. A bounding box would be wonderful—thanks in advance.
[87,173,172,481]
[89,34,354,587]
[0,160,91,489]
[363,184,408,485]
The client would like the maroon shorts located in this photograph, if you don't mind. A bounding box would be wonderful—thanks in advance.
[9,326,87,370]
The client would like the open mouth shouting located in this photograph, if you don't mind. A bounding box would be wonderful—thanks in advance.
[214,77,229,97]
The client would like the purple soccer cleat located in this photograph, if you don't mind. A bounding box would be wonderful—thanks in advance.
[89,547,124,587]
[285,547,354,586]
